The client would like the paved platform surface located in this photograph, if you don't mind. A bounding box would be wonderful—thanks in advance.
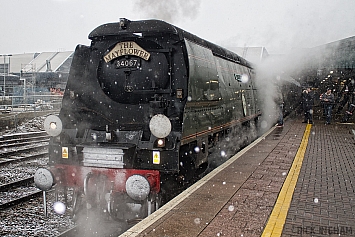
[120,117,355,237]
[282,121,355,236]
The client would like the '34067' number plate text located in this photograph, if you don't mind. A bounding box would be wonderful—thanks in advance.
[116,59,140,68]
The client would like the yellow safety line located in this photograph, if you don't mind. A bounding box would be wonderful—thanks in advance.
[261,124,312,237]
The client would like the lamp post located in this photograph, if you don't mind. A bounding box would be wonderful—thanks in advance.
[20,78,26,109]
[1,54,12,97]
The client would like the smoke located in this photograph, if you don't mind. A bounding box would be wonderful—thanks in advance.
[208,122,258,169]
[73,207,129,236]
[253,55,302,133]
[253,60,280,133]
[250,40,351,134]
[133,0,202,23]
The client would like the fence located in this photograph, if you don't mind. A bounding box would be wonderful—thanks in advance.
[1,94,63,112]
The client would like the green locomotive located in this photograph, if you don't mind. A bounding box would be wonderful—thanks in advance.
[35,18,261,222]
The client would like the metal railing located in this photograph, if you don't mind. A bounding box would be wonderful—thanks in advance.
[1,94,63,111]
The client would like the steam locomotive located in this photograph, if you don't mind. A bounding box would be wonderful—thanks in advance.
[34,18,261,222]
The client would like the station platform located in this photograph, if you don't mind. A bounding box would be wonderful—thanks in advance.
[120,116,355,237]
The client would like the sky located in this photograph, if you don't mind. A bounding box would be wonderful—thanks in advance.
[1,0,355,55]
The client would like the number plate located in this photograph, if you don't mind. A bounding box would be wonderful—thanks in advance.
[116,59,140,68]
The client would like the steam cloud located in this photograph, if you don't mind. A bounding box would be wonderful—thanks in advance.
[208,122,258,169]
[253,55,302,134]
[254,61,281,133]
[133,0,202,23]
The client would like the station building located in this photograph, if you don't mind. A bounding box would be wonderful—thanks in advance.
[0,51,73,106]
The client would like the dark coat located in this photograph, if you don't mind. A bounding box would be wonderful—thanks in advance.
[302,90,314,110]
[321,92,335,104]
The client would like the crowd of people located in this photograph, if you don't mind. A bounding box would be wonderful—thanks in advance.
[300,84,354,125]
[276,80,355,127]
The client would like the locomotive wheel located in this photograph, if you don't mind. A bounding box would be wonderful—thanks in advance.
[107,193,156,222]
[71,189,83,220]
[107,193,127,222]
[147,193,161,215]
[194,162,209,179]
[179,151,196,185]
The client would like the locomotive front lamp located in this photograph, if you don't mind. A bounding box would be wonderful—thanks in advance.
[156,138,165,148]
[50,122,57,130]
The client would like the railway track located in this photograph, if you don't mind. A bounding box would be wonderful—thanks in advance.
[0,130,48,142]
[0,129,79,236]
[0,179,44,214]
[0,130,141,236]
[0,176,34,192]
[0,149,48,165]
[55,226,79,237]
[0,187,42,211]
[0,130,83,237]
[0,131,49,211]
[0,131,49,165]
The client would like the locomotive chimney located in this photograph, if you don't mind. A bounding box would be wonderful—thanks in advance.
[119,18,130,29]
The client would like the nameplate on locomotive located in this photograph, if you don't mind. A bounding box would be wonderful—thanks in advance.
[104,41,150,62]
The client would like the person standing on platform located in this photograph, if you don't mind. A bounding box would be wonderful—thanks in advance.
[302,87,314,124]
[275,86,284,127]
[320,88,335,124]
